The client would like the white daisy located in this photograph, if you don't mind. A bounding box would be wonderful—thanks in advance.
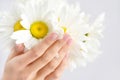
[53,4,88,68]
[11,0,64,49]
[54,3,105,70]
[83,13,105,61]
[0,2,25,52]
[68,14,105,70]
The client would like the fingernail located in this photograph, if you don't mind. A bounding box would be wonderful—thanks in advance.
[16,44,21,49]
[16,44,24,52]
[50,33,58,40]
[63,34,70,41]
[67,39,73,46]
[15,44,22,52]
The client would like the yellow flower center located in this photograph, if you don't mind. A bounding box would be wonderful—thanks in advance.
[30,21,48,39]
[14,20,25,32]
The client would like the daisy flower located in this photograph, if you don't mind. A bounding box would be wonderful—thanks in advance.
[54,3,105,70]
[0,1,25,52]
[83,14,105,61]
[11,0,64,49]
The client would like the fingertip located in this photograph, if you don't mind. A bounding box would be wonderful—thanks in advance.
[66,39,73,46]
[16,43,25,52]
[63,33,70,41]
[47,32,58,41]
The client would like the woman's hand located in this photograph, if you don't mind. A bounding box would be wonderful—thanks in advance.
[2,33,72,80]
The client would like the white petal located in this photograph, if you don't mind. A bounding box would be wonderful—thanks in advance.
[20,15,31,29]
[24,38,39,49]
[11,30,32,44]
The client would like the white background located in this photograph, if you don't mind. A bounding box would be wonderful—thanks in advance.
[0,0,119,80]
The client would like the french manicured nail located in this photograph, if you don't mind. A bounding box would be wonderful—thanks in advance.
[50,33,58,40]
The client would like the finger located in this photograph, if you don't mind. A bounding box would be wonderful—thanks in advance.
[13,33,58,67]
[36,39,72,80]
[45,54,69,80]
[27,34,70,74]
[7,43,25,61]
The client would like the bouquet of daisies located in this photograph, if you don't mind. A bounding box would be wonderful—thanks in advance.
[0,0,105,70]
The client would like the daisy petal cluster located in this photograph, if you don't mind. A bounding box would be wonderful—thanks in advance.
[0,0,105,70]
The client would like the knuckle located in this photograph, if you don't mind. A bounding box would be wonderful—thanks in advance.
[48,48,57,54]
[44,38,52,46]
[57,40,62,45]
[48,62,57,70]
[49,43,61,52]
[59,47,69,55]
[59,49,67,56]
[29,48,39,58]
[55,40,64,48]
[31,52,39,59]
[42,55,50,63]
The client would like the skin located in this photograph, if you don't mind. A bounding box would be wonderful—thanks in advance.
[2,33,73,80]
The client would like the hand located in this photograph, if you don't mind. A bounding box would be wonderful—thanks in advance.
[2,33,72,80]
